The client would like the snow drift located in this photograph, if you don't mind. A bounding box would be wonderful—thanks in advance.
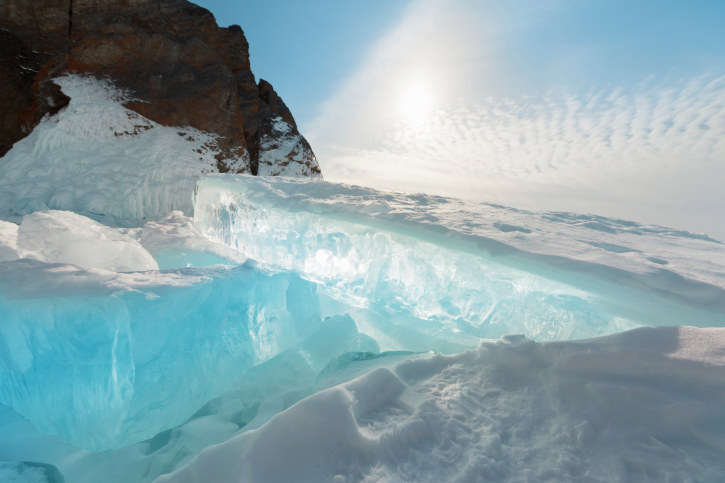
[163,326,725,483]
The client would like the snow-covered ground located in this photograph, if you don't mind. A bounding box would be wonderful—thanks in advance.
[0,75,724,482]
[164,326,725,483]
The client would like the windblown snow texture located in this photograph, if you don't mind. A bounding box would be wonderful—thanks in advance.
[163,326,725,483]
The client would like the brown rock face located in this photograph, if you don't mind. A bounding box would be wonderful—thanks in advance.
[0,0,320,176]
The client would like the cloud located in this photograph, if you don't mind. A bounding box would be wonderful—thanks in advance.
[306,1,725,239]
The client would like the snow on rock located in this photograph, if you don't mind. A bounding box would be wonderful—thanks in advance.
[194,175,725,342]
[162,325,725,483]
[17,210,158,272]
[0,220,19,261]
[258,117,321,177]
[0,74,248,223]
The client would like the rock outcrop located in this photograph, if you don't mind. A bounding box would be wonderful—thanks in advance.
[0,0,320,177]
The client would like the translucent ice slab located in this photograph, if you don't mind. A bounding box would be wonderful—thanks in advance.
[0,260,321,450]
[194,175,725,341]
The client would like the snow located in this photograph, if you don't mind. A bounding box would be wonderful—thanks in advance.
[17,210,158,272]
[162,325,725,483]
[0,74,246,224]
[0,220,19,261]
[0,174,723,482]
[258,117,321,177]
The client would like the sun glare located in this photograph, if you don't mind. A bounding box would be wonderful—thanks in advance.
[397,80,434,128]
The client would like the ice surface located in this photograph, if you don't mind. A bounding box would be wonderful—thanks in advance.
[0,315,388,483]
[0,259,323,450]
[17,210,158,272]
[138,211,246,269]
[0,75,245,223]
[194,176,725,342]
[162,325,725,483]
[0,461,65,483]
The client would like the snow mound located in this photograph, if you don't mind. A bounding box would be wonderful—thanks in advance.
[194,176,725,341]
[17,210,158,271]
[0,74,247,223]
[163,326,725,483]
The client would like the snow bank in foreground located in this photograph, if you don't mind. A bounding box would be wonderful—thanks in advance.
[18,210,158,271]
[163,326,725,483]
[0,74,244,223]
[194,176,725,342]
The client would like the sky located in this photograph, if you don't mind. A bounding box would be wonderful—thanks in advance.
[196,0,725,239]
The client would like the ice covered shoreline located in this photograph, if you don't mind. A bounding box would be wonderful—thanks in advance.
[0,175,723,482]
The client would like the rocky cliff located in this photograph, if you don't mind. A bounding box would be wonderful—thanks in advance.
[0,0,320,177]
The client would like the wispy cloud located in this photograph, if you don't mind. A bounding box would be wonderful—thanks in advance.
[306,0,725,238]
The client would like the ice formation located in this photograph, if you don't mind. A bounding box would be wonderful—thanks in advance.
[0,74,245,223]
[194,175,725,342]
[0,175,723,482]
[0,259,324,450]
[17,210,158,272]
[0,461,64,483]
[138,211,246,269]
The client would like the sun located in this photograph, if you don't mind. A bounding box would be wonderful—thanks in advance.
[396,79,435,128]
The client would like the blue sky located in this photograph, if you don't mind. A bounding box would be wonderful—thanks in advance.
[195,0,410,122]
[196,0,725,238]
